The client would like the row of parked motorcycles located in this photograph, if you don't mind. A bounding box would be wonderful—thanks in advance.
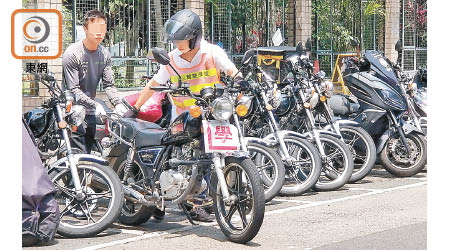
[23,39,427,244]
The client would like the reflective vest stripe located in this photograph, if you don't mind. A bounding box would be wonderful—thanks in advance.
[170,69,218,83]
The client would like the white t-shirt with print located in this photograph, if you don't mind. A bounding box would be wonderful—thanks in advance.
[152,40,235,85]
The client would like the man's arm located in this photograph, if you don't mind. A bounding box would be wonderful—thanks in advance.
[212,45,242,78]
[133,78,160,110]
[63,52,97,108]
[102,50,121,107]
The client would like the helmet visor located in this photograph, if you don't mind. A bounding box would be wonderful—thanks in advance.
[164,19,196,41]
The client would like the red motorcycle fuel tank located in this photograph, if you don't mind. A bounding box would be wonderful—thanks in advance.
[123,92,165,122]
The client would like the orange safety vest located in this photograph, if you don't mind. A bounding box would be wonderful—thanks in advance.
[165,48,222,116]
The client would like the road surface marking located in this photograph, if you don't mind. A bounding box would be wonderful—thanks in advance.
[77,181,426,250]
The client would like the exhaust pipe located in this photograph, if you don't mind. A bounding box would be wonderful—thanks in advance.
[122,184,156,207]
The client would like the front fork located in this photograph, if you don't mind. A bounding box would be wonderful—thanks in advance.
[388,110,412,155]
[212,154,235,203]
[261,92,291,162]
[55,105,85,200]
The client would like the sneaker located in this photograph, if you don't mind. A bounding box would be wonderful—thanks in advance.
[190,206,215,222]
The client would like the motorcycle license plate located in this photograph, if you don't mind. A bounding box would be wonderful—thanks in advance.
[202,120,240,153]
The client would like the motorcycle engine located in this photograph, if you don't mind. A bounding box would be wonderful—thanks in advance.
[159,141,201,200]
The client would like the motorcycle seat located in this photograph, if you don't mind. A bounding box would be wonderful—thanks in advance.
[119,118,166,147]
[328,94,360,115]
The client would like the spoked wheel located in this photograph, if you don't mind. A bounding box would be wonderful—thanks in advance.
[314,134,354,191]
[113,154,156,226]
[247,142,285,202]
[379,132,427,177]
[212,157,265,244]
[340,126,376,183]
[279,136,322,196]
[51,163,123,237]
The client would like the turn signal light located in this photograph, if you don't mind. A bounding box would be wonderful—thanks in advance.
[236,104,248,117]
[320,96,327,102]
[266,104,273,111]
[304,102,311,109]
[72,126,78,132]
[189,105,202,118]
[66,101,72,113]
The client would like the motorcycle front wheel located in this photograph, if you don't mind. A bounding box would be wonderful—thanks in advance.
[51,163,123,238]
[314,134,354,191]
[279,136,322,196]
[379,132,427,177]
[211,157,265,244]
[247,142,285,203]
[339,126,376,183]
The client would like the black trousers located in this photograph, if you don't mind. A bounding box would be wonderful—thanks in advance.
[69,115,97,154]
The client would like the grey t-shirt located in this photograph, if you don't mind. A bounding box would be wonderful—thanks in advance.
[62,41,120,114]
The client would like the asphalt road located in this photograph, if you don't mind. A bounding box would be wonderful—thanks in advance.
[29,167,427,250]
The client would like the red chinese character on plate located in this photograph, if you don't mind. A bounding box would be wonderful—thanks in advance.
[214,126,233,143]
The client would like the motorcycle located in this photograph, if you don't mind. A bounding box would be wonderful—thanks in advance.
[391,41,427,136]
[255,43,354,191]
[328,49,427,177]
[234,48,323,196]
[101,47,265,244]
[285,40,376,183]
[23,73,124,238]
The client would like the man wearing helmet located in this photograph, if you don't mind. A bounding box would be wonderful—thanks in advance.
[123,9,242,222]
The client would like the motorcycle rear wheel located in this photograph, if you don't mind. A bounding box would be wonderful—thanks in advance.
[339,126,376,183]
[113,154,156,226]
[211,157,265,244]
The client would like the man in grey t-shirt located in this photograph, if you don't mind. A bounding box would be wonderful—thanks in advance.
[63,10,127,153]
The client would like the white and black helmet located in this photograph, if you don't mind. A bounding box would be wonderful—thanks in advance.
[164,9,202,50]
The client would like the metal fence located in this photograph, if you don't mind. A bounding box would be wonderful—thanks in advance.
[22,0,427,95]
[400,0,427,72]
[312,0,385,77]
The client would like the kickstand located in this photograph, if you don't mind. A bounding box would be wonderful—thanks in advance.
[180,202,197,225]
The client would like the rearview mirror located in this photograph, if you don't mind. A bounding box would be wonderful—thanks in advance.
[242,48,256,66]
[395,40,402,52]
[305,38,312,52]
[147,47,170,65]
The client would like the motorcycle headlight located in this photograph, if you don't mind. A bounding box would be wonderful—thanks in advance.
[377,89,406,110]
[320,80,334,97]
[270,90,282,109]
[67,105,86,127]
[211,97,233,121]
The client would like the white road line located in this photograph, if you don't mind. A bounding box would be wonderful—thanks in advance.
[266,181,426,216]
[77,181,426,250]
[272,199,314,204]
[115,229,146,235]
[405,177,427,180]
[348,187,383,192]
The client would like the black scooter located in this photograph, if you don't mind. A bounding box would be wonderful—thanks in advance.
[328,50,426,177]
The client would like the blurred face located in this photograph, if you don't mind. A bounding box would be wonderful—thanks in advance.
[84,18,107,46]
[173,40,190,53]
